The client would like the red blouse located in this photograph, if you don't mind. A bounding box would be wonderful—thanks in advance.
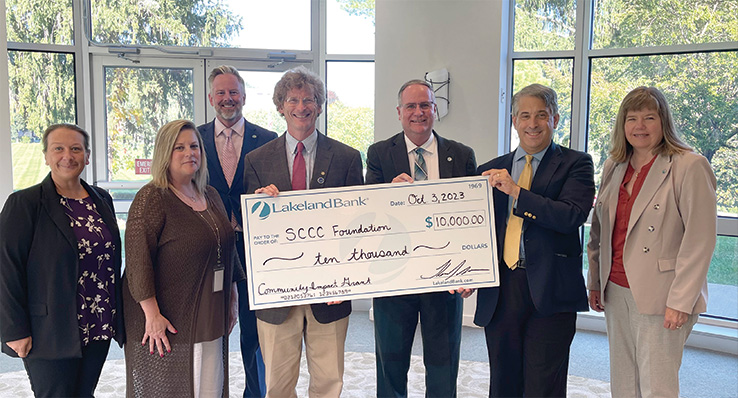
[608,155,657,288]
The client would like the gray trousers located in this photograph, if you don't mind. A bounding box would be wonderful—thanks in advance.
[604,281,697,398]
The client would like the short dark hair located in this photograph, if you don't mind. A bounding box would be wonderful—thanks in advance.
[511,84,558,117]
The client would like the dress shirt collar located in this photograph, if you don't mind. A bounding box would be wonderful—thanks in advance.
[285,129,318,155]
[404,132,436,155]
[214,117,244,137]
[513,145,547,164]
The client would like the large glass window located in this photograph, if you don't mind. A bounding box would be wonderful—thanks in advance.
[4,0,376,206]
[513,0,575,52]
[105,67,194,182]
[705,235,738,321]
[327,0,375,54]
[592,0,738,49]
[5,0,73,44]
[511,58,573,149]
[8,51,76,190]
[326,61,374,166]
[239,70,288,134]
[90,0,310,50]
[589,52,738,214]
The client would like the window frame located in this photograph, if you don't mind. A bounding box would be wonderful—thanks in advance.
[2,0,375,210]
[90,55,206,195]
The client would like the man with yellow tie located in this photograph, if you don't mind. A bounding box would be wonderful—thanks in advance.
[474,84,595,397]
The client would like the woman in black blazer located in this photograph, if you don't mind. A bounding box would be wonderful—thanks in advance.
[0,124,125,397]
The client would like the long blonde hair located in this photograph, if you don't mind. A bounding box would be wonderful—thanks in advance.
[610,86,691,163]
[150,120,208,193]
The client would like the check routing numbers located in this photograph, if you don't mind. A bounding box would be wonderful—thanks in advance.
[242,176,498,308]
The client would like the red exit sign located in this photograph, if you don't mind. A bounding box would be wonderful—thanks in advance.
[135,159,152,175]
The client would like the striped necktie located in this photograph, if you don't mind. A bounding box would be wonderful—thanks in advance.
[414,147,428,181]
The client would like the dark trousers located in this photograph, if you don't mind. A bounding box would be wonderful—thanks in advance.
[374,292,462,398]
[484,265,576,397]
[236,231,266,398]
[22,339,111,398]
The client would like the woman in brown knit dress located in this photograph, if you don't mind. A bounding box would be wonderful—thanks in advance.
[122,119,244,397]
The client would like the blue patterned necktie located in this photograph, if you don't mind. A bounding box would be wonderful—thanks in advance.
[414,147,428,181]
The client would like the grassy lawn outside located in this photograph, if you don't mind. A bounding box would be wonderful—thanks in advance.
[708,234,738,286]
[583,225,737,287]
[11,142,48,190]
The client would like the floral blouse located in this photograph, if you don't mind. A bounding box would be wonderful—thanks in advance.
[62,196,116,346]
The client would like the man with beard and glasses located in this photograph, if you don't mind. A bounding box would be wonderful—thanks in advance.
[198,65,277,398]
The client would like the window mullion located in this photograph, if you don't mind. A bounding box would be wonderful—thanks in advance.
[589,41,738,58]
[509,50,576,59]
[503,0,516,154]
[6,42,76,53]
[570,0,594,152]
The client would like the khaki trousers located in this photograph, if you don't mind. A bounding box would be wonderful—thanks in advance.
[257,305,349,398]
[604,281,696,398]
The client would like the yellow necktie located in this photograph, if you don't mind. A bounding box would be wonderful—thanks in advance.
[503,155,533,270]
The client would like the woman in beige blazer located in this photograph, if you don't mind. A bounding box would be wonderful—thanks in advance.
[587,87,717,398]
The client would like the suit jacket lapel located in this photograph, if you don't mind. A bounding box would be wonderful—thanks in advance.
[311,132,333,189]
[530,143,562,195]
[604,162,627,231]
[435,132,453,179]
[202,121,228,188]
[235,117,253,188]
[269,134,293,191]
[390,133,412,176]
[40,175,78,249]
[628,154,672,233]
[492,152,515,254]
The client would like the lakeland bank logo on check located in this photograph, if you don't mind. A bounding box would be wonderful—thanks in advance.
[250,196,368,220]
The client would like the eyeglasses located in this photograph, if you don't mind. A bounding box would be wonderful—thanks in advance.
[285,97,316,106]
[401,102,435,111]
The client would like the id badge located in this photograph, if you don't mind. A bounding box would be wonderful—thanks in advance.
[213,266,225,292]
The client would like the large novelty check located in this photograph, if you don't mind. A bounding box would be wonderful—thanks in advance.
[241,176,499,310]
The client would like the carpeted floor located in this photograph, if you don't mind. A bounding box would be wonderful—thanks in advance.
[0,351,612,397]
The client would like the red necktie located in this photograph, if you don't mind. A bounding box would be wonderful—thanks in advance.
[292,142,306,190]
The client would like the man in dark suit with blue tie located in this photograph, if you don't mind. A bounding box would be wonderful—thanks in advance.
[366,79,477,398]
[475,84,595,397]
[198,65,277,398]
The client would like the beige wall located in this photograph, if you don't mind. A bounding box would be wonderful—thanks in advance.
[375,0,507,164]
[374,0,507,324]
